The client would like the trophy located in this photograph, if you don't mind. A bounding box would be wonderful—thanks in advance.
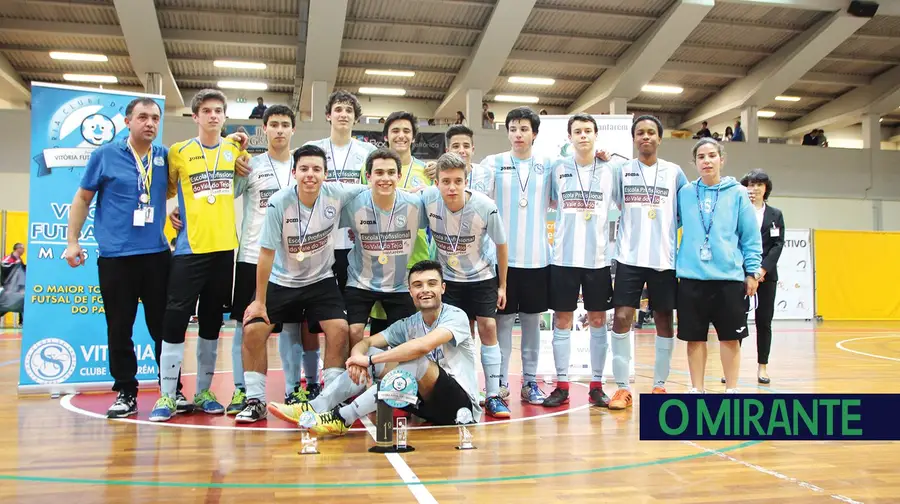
[396,417,409,450]
[455,407,476,450]
[369,369,417,453]
[299,430,319,455]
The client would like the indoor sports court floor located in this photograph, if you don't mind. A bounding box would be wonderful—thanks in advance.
[1,321,898,503]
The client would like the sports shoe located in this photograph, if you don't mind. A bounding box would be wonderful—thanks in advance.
[652,386,667,394]
[305,382,322,400]
[478,390,486,406]
[149,396,176,422]
[541,387,569,407]
[725,388,739,394]
[484,396,511,418]
[521,381,547,405]
[107,391,137,419]
[175,392,194,414]
[498,383,510,400]
[688,388,703,394]
[608,389,633,410]
[285,386,310,405]
[193,389,225,414]
[235,398,267,423]
[589,387,610,407]
[226,388,247,415]
[306,407,350,437]
[267,401,313,424]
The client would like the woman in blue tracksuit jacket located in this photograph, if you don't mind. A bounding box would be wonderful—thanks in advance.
[676,137,762,393]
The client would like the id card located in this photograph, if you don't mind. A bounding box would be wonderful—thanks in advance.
[145,206,155,224]
[770,226,779,237]
[133,209,146,227]
[700,243,712,261]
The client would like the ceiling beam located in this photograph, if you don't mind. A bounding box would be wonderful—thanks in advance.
[717,0,900,16]
[568,0,714,114]
[341,40,472,58]
[786,66,900,136]
[112,0,183,108]
[160,29,296,48]
[434,0,537,117]
[506,50,616,68]
[0,52,30,103]
[530,5,657,22]
[797,72,871,86]
[345,18,481,33]
[297,0,346,115]
[661,61,748,78]
[0,19,122,37]
[679,10,871,129]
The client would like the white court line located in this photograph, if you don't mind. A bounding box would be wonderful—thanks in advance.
[835,335,900,363]
[360,416,437,504]
[684,441,864,503]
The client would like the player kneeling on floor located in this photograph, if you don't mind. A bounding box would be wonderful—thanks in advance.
[267,260,481,435]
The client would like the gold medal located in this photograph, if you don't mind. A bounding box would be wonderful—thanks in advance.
[295,250,305,262]
[207,194,216,204]
[584,213,592,221]
[378,253,389,265]
[648,208,657,220]
[448,255,460,268]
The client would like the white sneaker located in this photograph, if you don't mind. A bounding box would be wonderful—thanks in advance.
[688,388,703,394]
[725,388,739,394]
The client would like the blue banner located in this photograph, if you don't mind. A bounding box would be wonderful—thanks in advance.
[223,124,266,154]
[19,83,166,392]
[639,394,900,441]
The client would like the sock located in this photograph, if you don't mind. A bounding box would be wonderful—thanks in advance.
[338,384,378,425]
[519,313,540,383]
[611,330,631,390]
[496,314,515,387]
[323,367,343,388]
[245,371,266,402]
[278,326,300,395]
[303,349,320,386]
[481,344,501,398]
[196,338,218,392]
[590,325,609,386]
[231,324,244,389]
[160,341,184,397]
[552,327,571,385]
[653,335,675,388]
[310,369,367,413]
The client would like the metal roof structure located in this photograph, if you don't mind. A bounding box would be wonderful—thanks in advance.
[0,0,898,133]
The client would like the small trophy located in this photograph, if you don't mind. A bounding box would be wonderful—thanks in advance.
[395,417,408,450]
[455,407,476,450]
[299,430,319,455]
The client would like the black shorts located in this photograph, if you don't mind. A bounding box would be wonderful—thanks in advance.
[344,287,415,326]
[332,249,350,293]
[611,261,677,311]
[549,265,613,312]
[402,366,475,426]
[230,261,256,321]
[676,279,749,342]
[444,277,498,320]
[166,250,234,314]
[247,278,346,333]
[497,266,549,315]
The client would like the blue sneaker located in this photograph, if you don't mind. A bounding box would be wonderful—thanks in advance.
[485,396,511,418]
[193,389,225,414]
[521,381,547,405]
[149,396,176,422]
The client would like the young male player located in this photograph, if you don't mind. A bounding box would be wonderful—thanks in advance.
[269,260,480,435]
[607,115,688,409]
[421,152,510,418]
[479,107,556,405]
[150,89,251,421]
[234,144,367,422]
[445,125,494,197]
[543,114,616,408]
[340,148,428,349]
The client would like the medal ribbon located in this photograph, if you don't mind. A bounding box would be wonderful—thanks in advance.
[370,193,397,254]
[193,138,222,197]
[695,181,721,246]
[128,140,153,204]
[635,160,659,209]
[575,158,596,213]
[441,192,469,256]
[295,186,319,256]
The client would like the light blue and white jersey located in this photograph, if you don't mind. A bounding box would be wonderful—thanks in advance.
[467,162,495,198]
[235,153,295,264]
[480,151,556,269]
[420,187,506,283]
[340,189,428,293]
[260,183,366,288]
[304,137,377,250]
[550,157,616,269]
[612,158,688,271]
[383,303,481,421]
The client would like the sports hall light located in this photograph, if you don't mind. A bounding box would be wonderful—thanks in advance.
[63,74,117,83]
[493,95,540,104]
[757,110,777,118]
[507,76,555,86]
[50,51,108,62]
[775,95,801,102]
[218,80,268,90]
[358,87,407,96]
[641,84,684,94]
[365,69,415,77]
[214,60,267,70]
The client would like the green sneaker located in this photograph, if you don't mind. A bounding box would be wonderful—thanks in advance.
[149,396,177,422]
[226,388,246,416]
[285,386,310,406]
[193,389,225,414]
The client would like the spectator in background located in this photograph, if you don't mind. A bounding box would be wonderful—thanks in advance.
[455,111,467,125]
[724,126,734,142]
[695,121,712,139]
[482,102,494,129]
[816,129,828,147]
[249,97,267,119]
[731,121,744,142]
[2,243,24,267]
[539,109,548,115]
[1,242,25,326]
[802,129,818,145]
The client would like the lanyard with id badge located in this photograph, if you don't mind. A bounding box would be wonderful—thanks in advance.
[696,182,720,261]
[130,141,155,227]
